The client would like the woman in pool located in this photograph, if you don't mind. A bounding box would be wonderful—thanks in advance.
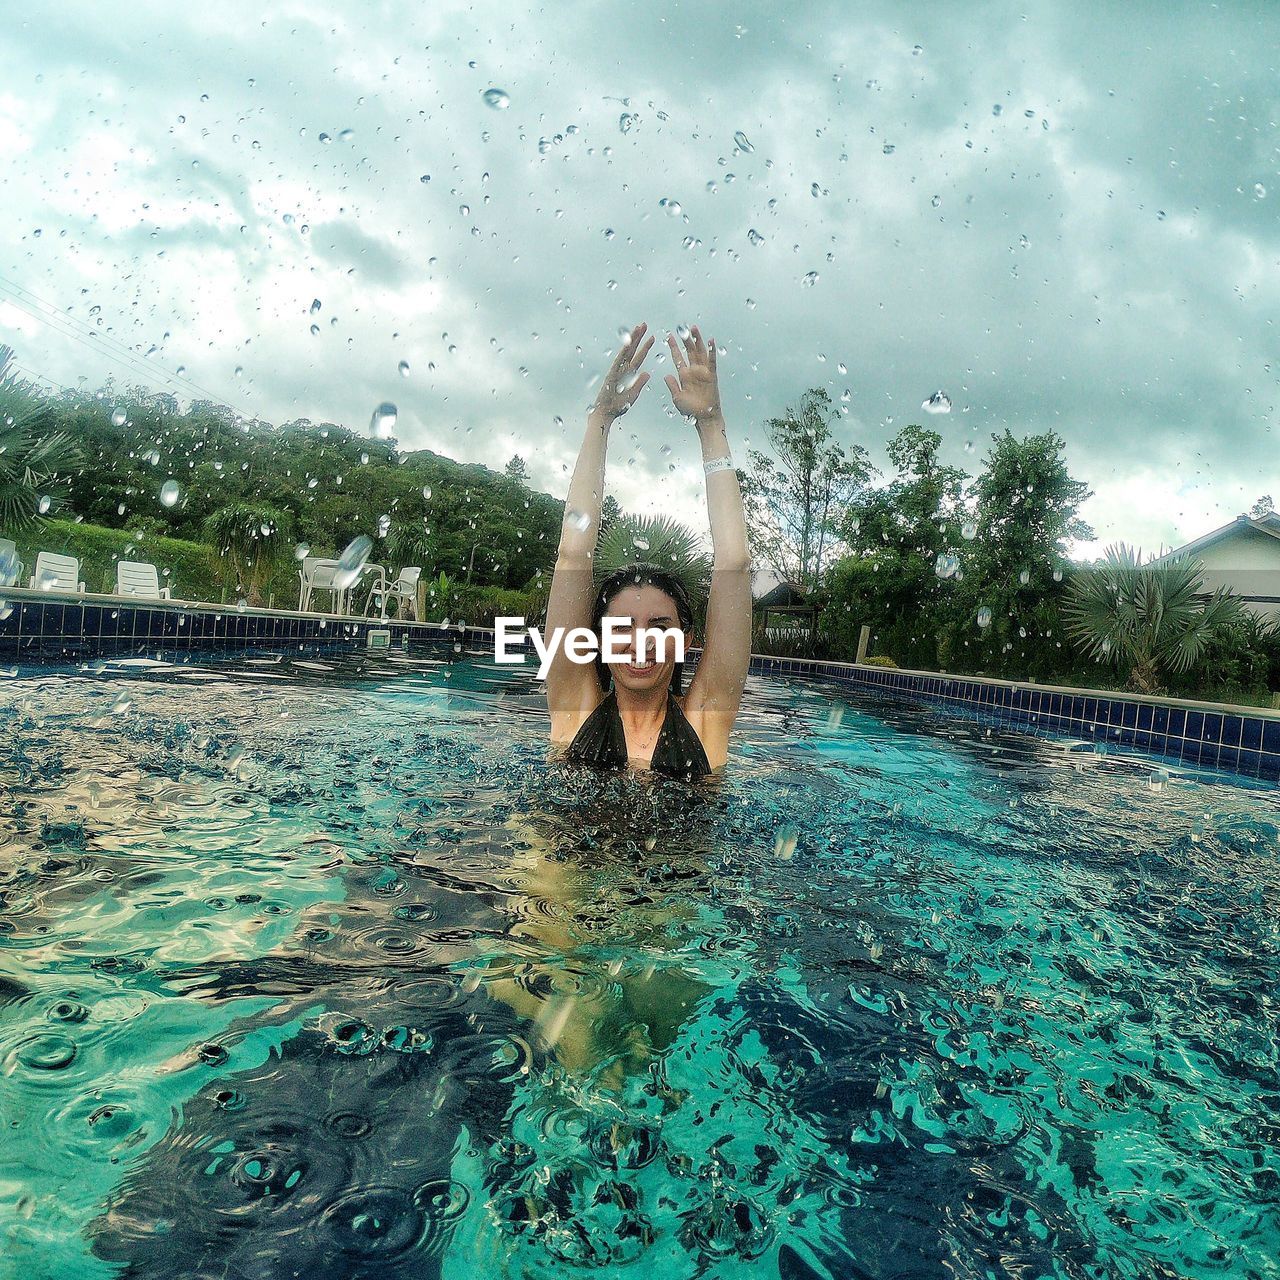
[545,322,752,778]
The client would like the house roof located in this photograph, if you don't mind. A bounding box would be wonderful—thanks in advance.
[1149,512,1280,565]
[756,581,809,609]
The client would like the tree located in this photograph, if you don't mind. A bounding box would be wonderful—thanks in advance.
[594,514,713,621]
[945,430,1093,678]
[824,425,968,667]
[741,388,871,591]
[1063,545,1243,693]
[504,454,529,483]
[1250,495,1274,519]
[204,502,292,606]
[0,345,80,532]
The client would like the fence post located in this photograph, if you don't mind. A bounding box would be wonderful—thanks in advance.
[416,578,428,624]
[855,624,871,664]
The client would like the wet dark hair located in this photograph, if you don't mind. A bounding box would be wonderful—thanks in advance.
[591,562,697,694]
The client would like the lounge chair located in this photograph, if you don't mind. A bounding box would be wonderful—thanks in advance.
[298,557,349,614]
[28,551,85,593]
[0,538,23,586]
[116,560,172,599]
[382,566,422,619]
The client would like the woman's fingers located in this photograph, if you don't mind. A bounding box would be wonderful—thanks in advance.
[625,371,651,402]
[629,333,656,370]
[666,333,687,369]
[663,374,681,398]
[706,334,717,374]
[614,323,647,370]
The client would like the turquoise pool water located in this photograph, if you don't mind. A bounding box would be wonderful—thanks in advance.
[1,650,1278,1279]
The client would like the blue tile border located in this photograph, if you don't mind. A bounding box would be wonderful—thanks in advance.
[3,588,1280,783]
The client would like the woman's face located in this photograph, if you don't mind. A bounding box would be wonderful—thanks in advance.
[600,584,689,694]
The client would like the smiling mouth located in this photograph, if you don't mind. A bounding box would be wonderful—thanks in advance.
[624,659,657,674]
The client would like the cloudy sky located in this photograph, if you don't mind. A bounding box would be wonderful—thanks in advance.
[2,0,1277,558]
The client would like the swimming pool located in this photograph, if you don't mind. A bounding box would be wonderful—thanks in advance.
[2,651,1278,1279]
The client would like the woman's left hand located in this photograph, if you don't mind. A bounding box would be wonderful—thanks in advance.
[664,325,722,425]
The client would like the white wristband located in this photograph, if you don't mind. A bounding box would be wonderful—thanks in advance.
[703,456,734,475]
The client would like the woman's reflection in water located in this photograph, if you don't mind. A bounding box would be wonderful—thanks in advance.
[480,770,725,1094]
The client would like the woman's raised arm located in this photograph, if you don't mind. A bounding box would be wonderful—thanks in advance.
[545,322,655,737]
[664,326,751,758]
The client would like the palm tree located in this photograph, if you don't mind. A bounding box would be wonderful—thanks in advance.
[1063,543,1242,692]
[0,345,80,532]
[204,502,291,605]
[593,513,713,602]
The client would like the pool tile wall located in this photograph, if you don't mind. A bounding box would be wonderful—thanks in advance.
[742,653,1280,782]
[3,590,1278,782]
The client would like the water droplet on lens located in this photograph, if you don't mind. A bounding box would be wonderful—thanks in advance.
[111,407,127,427]
[370,402,398,438]
[659,196,682,217]
[802,271,819,287]
[961,520,978,540]
[482,88,510,109]
[334,536,374,590]
[733,130,754,152]
[935,552,959,580]
[747,228,764,246]
[398,360,410,377]
[976,606,993,629]
[160,480,181,507]
[1255,183,1267,199]
[38,494,52,514]
[922,390,952,414]
[1018,568,1031,585]
[295,542,310,560]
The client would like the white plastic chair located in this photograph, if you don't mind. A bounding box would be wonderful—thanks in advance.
[116,560,171,599]
[28,551,85,593]
[383,566,422,619]
[298,557,349,614]
[0,538,23,586]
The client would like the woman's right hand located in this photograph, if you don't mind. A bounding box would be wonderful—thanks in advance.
[589,322,655,424]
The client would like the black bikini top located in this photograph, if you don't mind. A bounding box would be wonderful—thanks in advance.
[564,689,712,780]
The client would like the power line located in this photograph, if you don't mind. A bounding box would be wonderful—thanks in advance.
[0,274,257,419]
[0,272,253,411]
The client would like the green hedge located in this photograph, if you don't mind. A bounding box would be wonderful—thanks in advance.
[6,518,225,601]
